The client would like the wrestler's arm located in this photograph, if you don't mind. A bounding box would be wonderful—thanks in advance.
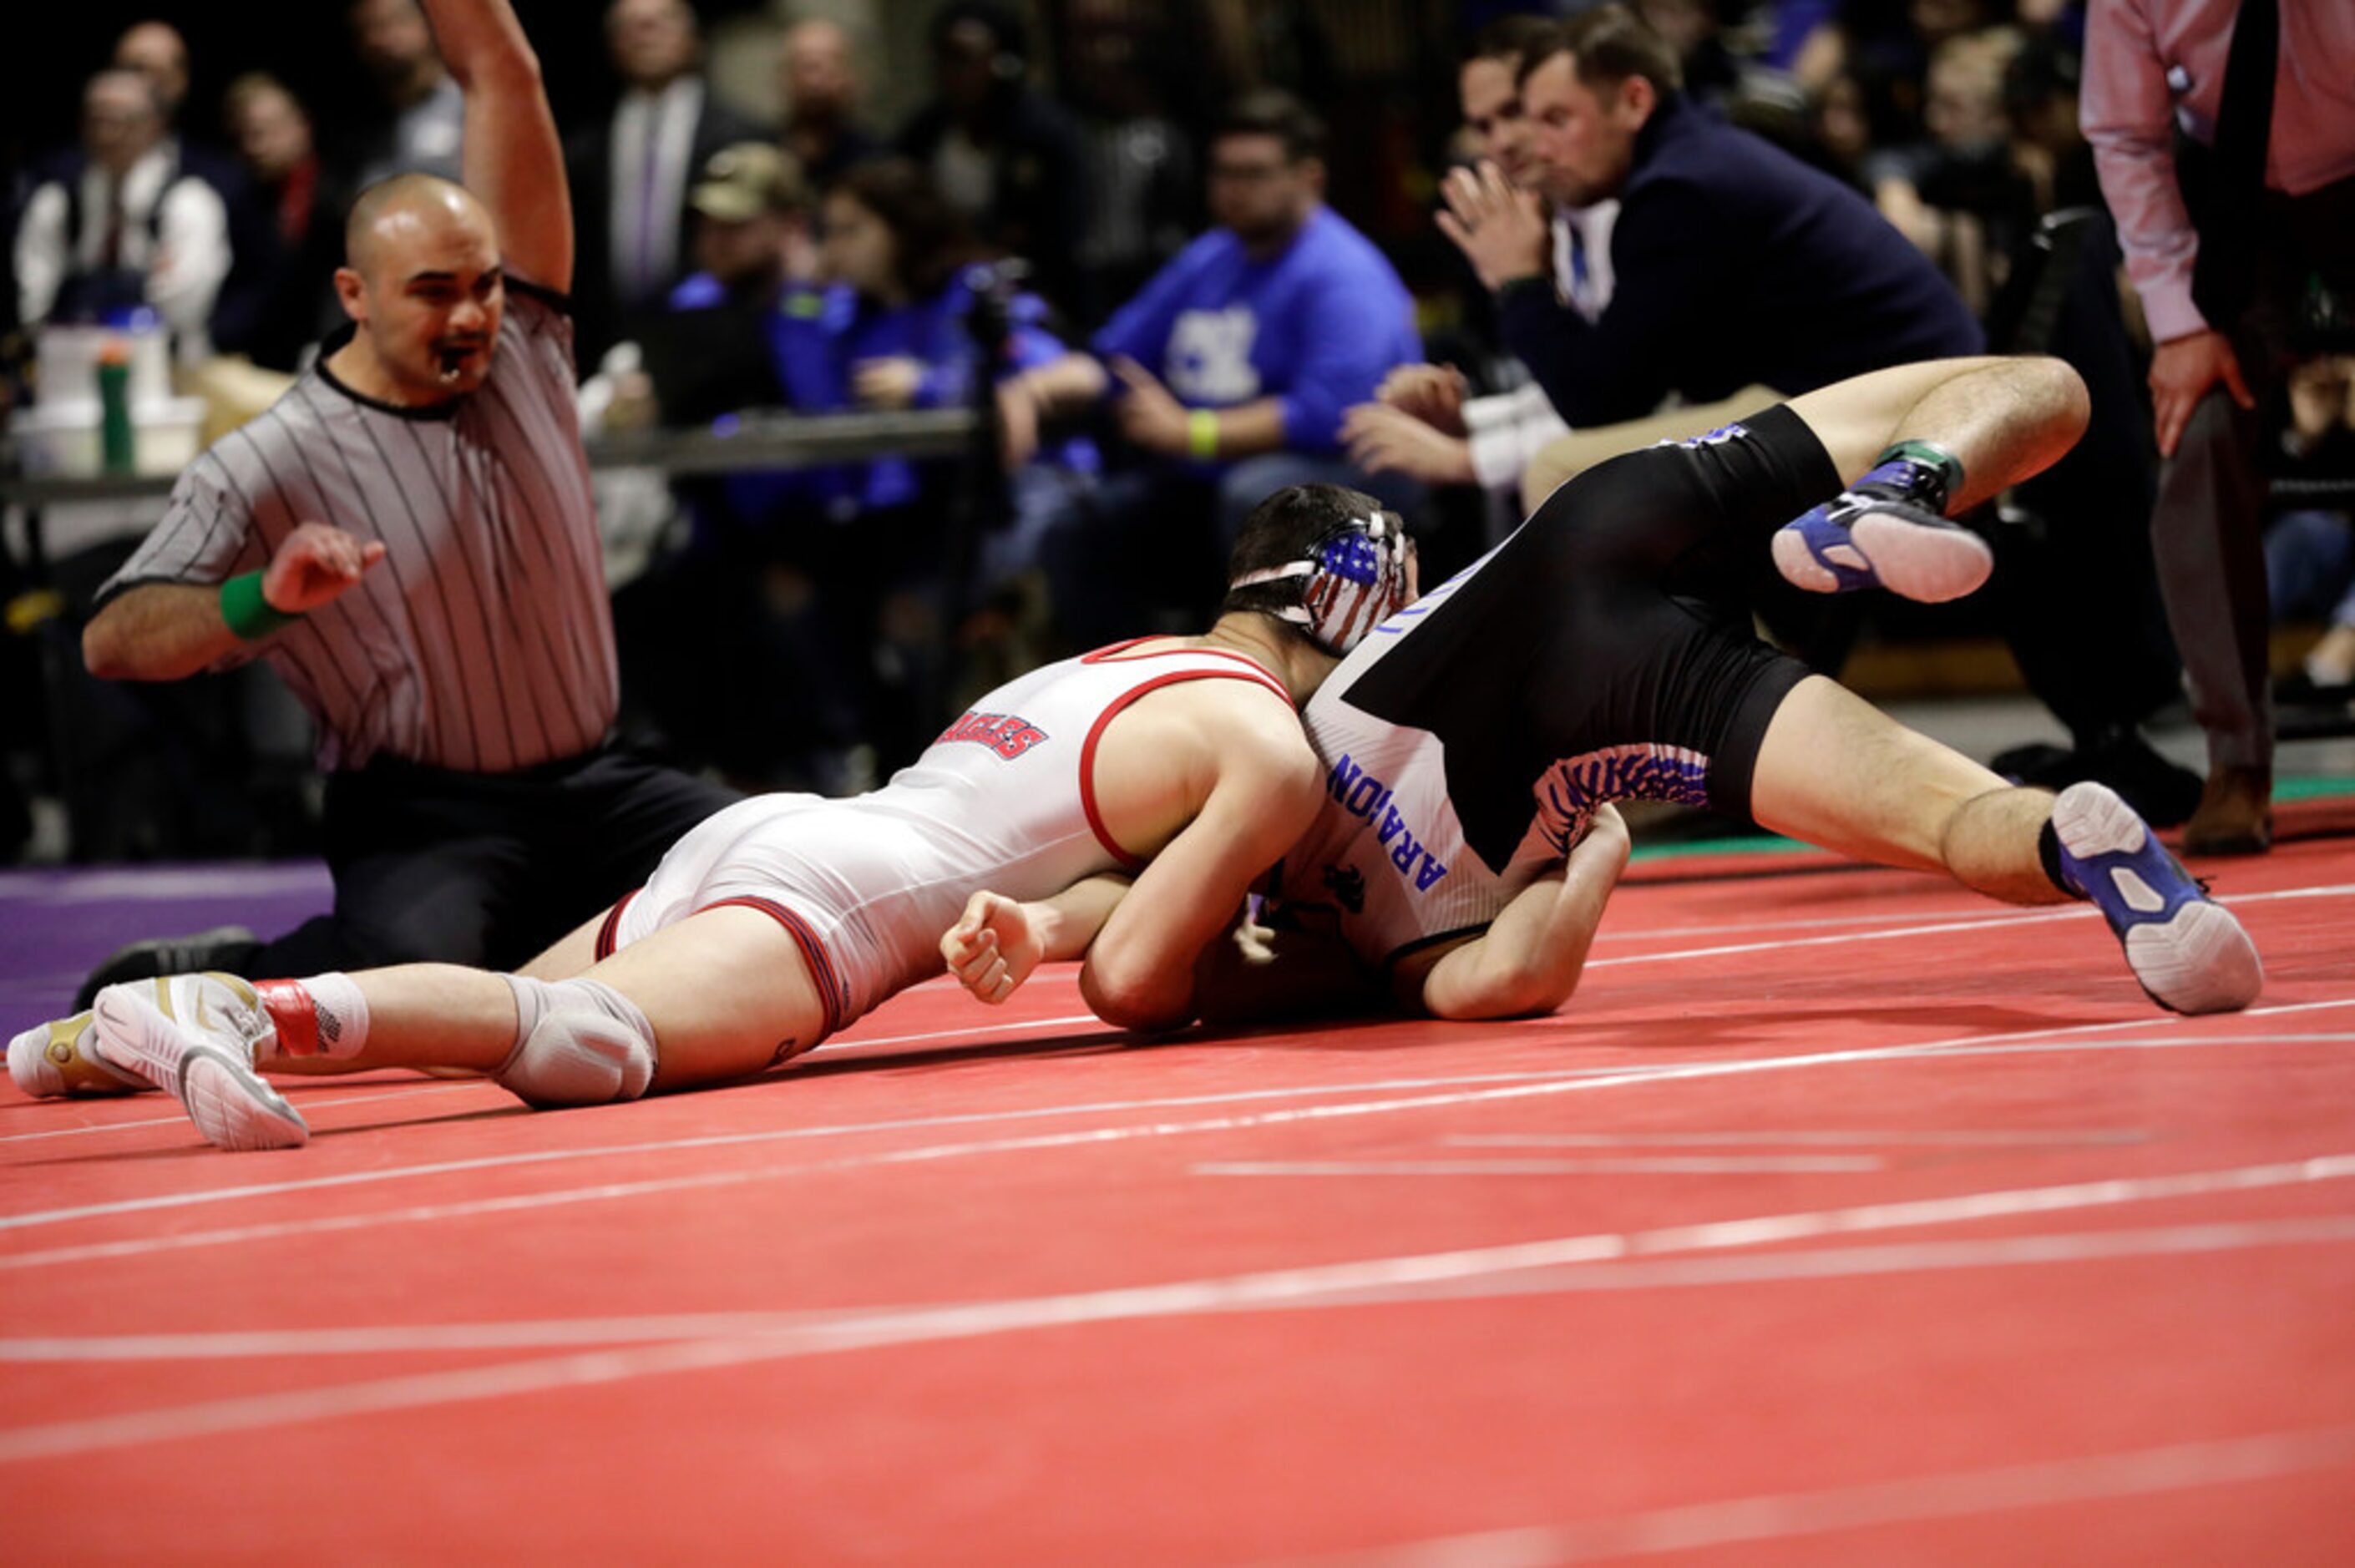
[1079,710,1328,1033]
[424,0,572,293]
[941,874,1134,1004]
[1004,873,1134,962]
[1397,803,1631,1020]
[947,880,1384,1024]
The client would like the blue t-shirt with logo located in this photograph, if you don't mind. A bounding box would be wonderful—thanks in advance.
[1092,205,1421,462]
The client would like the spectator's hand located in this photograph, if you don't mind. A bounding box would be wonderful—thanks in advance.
[940,889,1046,1005]
[1342,402,1476,485]
[262,523,387,615]
[1436,160,1551,294]
[1379,362,1470,435]
[2150,329,2254,459]
[997,377,1042,469]
[853,357,924,410]
[605,367,658,432]
[2286,356,2354,453]
[1109,356,1191,457]
[781,227,821,285]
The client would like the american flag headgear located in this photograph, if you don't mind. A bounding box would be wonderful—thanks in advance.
[1229,510,1412,655]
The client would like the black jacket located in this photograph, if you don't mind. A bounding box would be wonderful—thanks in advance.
[894,89,1091,320]
[1497,94,1983,427]
[566,84,767,368]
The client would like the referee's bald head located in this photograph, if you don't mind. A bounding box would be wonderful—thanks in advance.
[345,173,494,280]
[335,173,508,402]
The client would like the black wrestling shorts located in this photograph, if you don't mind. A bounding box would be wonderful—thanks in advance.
[1337,402,1846,871]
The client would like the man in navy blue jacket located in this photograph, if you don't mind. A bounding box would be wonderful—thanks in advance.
[1441,6,2196,827]
[1441,5,1982,508]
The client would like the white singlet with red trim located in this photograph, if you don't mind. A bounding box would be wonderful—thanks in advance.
[609,639,1290,1034]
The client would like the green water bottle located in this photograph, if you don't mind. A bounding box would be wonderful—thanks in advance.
[98,339,136,476]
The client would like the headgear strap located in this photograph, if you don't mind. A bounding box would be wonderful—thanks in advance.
[1230,510,1412,655]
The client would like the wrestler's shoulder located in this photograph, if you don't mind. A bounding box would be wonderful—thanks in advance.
[1112,673,1319,786]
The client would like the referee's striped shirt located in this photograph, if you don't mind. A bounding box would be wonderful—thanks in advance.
[100,281,619,775]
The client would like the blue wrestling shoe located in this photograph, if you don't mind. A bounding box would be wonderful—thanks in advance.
[1771,443,1993,604]
[2050,782,2263,1015]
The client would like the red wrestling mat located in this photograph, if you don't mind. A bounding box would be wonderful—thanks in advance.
[5,833,2353,1563]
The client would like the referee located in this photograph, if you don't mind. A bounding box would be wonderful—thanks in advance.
[73,0,737,999]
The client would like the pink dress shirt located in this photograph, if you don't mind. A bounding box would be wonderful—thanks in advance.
[2083,0,2355,341]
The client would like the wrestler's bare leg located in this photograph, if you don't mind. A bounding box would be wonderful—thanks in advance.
[568,906,831,1090]
[92,906,832,1151]
[1781,355,2089,502]
[1748,357,2120,898]
[266,906,823,1086]
[1770,357,2087,599]
[1748,675,2064,903]
[1749,675,2261,1013]
[256,906,610,1079]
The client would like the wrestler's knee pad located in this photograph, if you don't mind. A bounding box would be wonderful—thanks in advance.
[496,975,657,1108]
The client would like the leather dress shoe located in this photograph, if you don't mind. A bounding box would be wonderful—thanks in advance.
[2180,765,2273,856]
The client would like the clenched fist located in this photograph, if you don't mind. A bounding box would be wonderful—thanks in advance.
[941,889,1046,1005]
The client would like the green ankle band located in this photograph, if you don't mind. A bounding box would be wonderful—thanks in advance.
[1873,439,1966,510]
[220,571,301,641]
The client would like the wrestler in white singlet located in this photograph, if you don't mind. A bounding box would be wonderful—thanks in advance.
[602,640,1291,1034]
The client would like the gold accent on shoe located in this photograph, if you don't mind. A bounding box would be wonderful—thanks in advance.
[8,1013,149,1099]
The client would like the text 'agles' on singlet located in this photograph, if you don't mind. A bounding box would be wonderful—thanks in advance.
[620,639,1294,1032]
[99,282,615,775]
[1263,549,1554,971]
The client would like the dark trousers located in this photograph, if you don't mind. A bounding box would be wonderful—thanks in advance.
[1992,210,2184,743]
[2155,185,2355,773]
[254,744,740,976]
[2155,342,2278,772]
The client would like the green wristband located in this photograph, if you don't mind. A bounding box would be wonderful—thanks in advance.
[1188,407,1221,461]
[220,570,301,641]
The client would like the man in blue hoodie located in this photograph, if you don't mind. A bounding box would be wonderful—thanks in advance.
[1006,89,1424,646]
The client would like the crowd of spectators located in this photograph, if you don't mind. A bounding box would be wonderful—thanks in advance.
[3,0,2352,860]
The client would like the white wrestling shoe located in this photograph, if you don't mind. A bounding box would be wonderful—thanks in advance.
[2050,782,2264,1015]
[90,974,308,1151]
[9,1010,152,1099]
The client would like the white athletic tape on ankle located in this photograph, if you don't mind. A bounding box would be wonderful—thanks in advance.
[301,972,370,1060]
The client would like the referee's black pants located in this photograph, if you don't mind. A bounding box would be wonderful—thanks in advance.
[253,742,740,976]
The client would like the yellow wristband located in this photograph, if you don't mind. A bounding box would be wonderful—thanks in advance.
[1188,408,1220,461]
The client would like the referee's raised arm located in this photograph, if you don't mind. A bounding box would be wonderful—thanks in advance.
[423,0,571,295]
